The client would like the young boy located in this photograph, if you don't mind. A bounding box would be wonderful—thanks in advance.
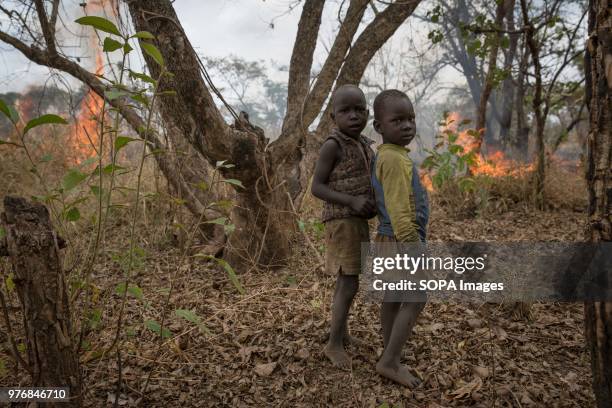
[371,89,429,387]
[311,84,376,368]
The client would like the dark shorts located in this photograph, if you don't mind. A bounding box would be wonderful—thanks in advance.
[324,217,369,276]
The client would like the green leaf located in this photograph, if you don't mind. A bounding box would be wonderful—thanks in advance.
[123,43,133,54]
[175,309,210,335]
[115,136,137,152]
[140,42,165,66]
[449,144,464,155]
[65,207,81,222]
[207,217,228,226]
[115,282,127,296]
[223,179,244,188]
[175,309,199,324]
[103,36,123,52]
[90,185,102,198]
[132,31,155,40]
[129,70,156,84]
[130,94,149,106]
[75,16,121,36]
[224,223,235,234]
[103,164,126,174]
[79,156,98,169]
[40,154,53,163]
[467,39,482,55]
[128,285,143,300]
[297,219,305,232]
[196,181,209,192]
[196,255,245,294]
[104,90,127,100]
[88,308,102,330]
[500,35,510,49]
[0,227,5,240]
[63,169,88,191]
[23,114,68,134]
[144,319,172,338]
[0,100,19,123]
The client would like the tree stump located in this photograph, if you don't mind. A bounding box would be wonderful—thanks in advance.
[0,196,81,406]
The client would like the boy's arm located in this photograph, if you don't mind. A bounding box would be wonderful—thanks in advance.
[378,153,419,242]
[312,140,375,215]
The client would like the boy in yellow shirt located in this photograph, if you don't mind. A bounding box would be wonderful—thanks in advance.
[371,89,429,387]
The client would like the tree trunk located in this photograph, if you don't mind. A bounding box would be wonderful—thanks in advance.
[520,0,545,209]
[514,35,530,160]
[584,0,612,406]
[498,0,519,146]
[0,196,81,406]
[127,0,295,268]
[441,0,504,140]
[474,0,506,160]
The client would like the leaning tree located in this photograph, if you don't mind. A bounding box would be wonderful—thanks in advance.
[0,0,423,268]
[583,0,611,406]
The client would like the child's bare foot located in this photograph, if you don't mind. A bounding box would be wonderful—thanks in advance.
[376,361,421,388]
[323,343,351,369]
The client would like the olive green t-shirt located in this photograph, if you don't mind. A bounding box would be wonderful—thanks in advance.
[375,143,419,242]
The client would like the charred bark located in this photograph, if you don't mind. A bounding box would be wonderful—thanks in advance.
[584,0,612,406]
[0,196,81,406]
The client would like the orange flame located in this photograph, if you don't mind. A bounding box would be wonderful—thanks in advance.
[70,51,104,163]
[419,170,434,192]
[443,112,534,178]
[69,0,118,163]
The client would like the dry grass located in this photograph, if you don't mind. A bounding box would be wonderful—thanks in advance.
[430,162,587,219]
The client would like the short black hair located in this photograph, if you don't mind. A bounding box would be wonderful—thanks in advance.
[373,89,411,120]
[332,84,365,108]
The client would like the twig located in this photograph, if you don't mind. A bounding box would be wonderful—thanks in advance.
[285,191,324,266]
[0,286,31,374]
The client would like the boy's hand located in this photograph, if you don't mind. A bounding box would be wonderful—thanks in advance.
[349,195,376,216]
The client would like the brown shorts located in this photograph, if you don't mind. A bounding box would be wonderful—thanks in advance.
[374,233,427,302]
[324,217,370,276]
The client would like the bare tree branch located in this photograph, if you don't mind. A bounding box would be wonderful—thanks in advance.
[281,0,326,135]
[0,28,160,145]
[34,0,57,55]
[316,0,422,134]
[301,0,370,127]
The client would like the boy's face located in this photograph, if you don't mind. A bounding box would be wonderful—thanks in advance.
[331,87,368,138]
[374,97,416,147]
